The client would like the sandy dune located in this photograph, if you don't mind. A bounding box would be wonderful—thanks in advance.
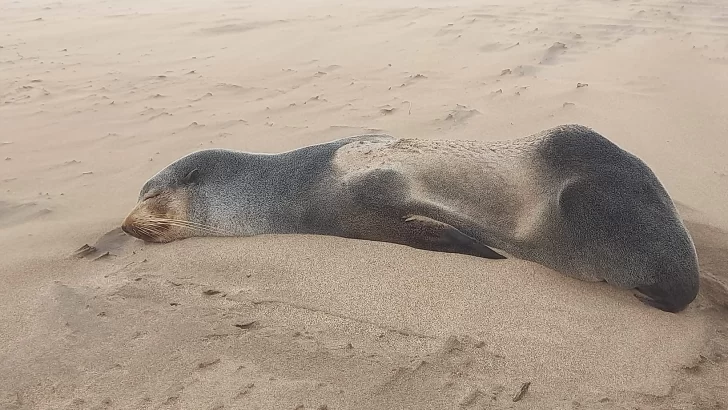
[1,0,727,409]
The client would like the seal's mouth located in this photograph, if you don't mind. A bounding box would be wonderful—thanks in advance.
[120,223,142,239]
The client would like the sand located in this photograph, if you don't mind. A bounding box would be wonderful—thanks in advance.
[1,0,728,408]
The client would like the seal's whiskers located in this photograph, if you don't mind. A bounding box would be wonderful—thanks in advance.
[148,217,234,236]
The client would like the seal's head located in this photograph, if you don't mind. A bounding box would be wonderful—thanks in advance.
[121,167,199,243]
[121,149,240,243]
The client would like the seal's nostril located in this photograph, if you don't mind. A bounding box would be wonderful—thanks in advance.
[121,224,133,236]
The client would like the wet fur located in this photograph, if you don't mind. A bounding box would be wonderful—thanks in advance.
[122,125,700,313]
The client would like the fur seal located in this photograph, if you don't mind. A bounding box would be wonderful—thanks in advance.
[121,124,700,313]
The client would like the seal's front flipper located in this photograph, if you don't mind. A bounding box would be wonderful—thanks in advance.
[401,215,506,259]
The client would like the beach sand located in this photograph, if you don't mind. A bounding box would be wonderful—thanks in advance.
[1,0,727,408]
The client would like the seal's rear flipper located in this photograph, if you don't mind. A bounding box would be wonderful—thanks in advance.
[401,215,506,259]
[634,282,695,313]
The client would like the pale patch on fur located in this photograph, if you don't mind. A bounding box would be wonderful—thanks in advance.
[332,135,546,254]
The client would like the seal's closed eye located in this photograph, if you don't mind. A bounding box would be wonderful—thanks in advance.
[142,191,160,201]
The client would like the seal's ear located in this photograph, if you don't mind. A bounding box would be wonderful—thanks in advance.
[182,169,200,185]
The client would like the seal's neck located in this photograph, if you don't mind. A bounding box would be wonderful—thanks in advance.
[205,145,340,237]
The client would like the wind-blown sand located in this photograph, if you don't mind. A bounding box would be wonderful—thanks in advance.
[1,0,727,408]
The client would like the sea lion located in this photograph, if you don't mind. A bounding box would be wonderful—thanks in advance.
[121,124,700,313]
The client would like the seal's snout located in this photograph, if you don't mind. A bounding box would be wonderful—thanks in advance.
[121,221,144,240]
[121,187,193,243]
[121,217,158,242]
[120,215,147,241]
[121,208,156,241]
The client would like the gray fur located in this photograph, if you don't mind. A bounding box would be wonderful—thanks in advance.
[126,125,699,313]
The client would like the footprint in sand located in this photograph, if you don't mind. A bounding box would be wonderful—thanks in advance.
[379,105,397,115]
[442,104,481,125]
[541,42,567,64]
